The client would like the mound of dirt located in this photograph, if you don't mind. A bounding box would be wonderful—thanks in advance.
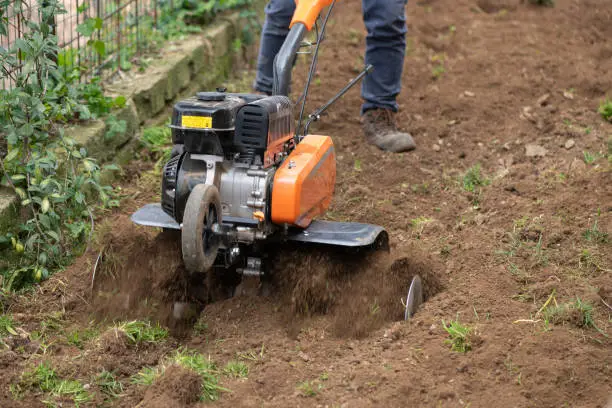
[270,242,445,338]
[140,365,202,408]
[98,327,131,355]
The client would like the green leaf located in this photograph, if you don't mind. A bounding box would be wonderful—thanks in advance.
[4,148,20,162]
[103,164,121,171]
[46,230,60,242]
[83,160,96,172]
[21,199,31,206]
[88,39,106,57]
[41,197,50,213]
[75,192,85,204]
[76,17,102,37]
[10,174,26,182]
[113,95,127,108]
[15,188,27,200]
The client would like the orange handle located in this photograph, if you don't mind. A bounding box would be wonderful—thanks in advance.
[290,0,335,31]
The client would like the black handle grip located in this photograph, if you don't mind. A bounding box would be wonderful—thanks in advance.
[272,23,308,97]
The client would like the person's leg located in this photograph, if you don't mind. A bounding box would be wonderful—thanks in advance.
[360,0,415,152]
[361,0,407,114]
[253,0,296,95]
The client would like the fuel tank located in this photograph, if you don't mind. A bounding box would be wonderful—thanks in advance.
[271,135,336,228]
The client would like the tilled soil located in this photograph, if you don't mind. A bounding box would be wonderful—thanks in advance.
[1,0,611,406]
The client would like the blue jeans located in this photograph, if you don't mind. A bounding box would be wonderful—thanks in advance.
[253,0,408,114]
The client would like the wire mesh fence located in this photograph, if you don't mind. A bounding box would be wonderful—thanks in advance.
[1,0,184,89]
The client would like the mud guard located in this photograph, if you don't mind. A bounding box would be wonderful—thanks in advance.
[131,203,181,230]
[131,203,388,249]
[285,220,389,249]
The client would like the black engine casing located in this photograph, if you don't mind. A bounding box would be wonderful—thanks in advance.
[162,91,294,222]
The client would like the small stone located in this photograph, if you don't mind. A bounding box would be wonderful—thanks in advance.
[525,144,547,157]
[563,90,574,100]
[477,142,484,148]
[564,139,575,149]
[298,351,310,362]
[448,120,457,125]
[503,142,511,150]
[464,91,475,97]
[413,114,423,121]
[432,144,441,152]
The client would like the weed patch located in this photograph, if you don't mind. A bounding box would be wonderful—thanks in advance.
[223,361,249,378]
[96,370,124,399]
[16,362,92,406]
[442,317,472,352]
[599,98,612,122]
[114,320,168,345]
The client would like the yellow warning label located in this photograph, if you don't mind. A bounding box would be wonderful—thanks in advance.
[181,116,212,129]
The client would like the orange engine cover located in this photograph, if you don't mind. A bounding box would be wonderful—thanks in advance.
[271,135,336,228]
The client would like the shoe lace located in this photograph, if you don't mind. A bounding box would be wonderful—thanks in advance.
[370,109,395,127]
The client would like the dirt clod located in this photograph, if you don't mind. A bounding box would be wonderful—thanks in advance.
[140,365,202,407]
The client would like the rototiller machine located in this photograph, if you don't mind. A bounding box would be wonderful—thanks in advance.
[131,0,424,318]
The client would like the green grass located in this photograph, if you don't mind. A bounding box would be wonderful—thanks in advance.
[132,349,228,401]
[297,380,322,397]
[66,327,99,349]
[442,318,472,353]
[141,125,172,149]
[131,366,160,386]
[19,362,92,406]
[583,217,609,244]
[140,124,173,169]
[583,151,599,164]
[599,98,612,122]
[171,349,227,401]
[223,360,249,379]
[114,320,168,345]
[542,298,607,336]
[96,370,124,399]
[0,314,17,337]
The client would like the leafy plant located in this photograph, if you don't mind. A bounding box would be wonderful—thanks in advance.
[77,78,126,118]
[462,164,490,192]
[0,314,18,337]
[0,0,119,291]
[442,318,472,352]
[599,98,612,122]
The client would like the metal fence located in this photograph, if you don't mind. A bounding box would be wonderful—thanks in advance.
[1,0,184,88]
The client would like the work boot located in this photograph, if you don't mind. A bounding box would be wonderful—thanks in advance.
[361,108,416,152]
